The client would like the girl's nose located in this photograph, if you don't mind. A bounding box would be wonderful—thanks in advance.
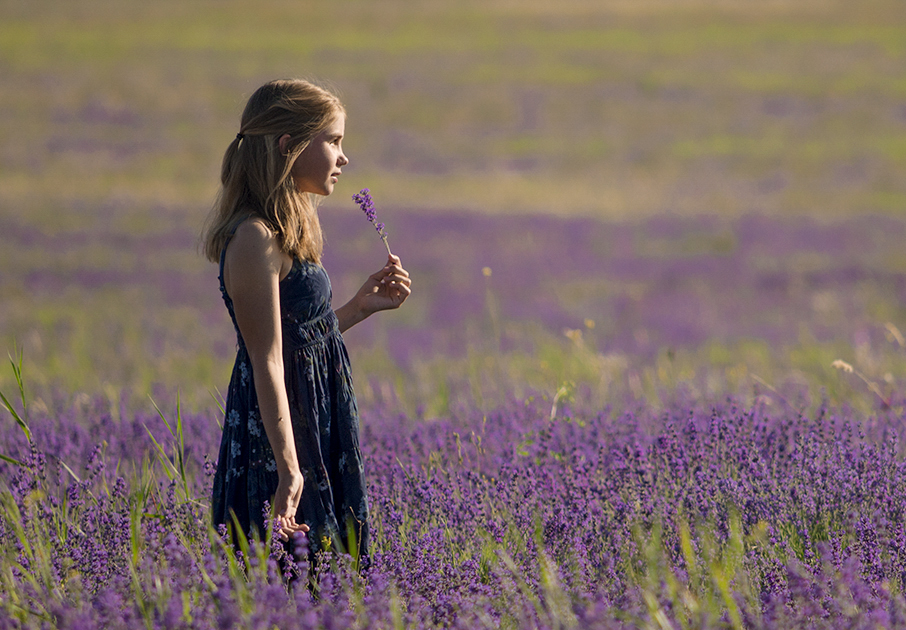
[338,152,349,166]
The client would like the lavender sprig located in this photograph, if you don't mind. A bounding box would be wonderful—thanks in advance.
[352,188,392,256]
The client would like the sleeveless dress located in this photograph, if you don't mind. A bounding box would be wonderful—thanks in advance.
[211,234,369,559]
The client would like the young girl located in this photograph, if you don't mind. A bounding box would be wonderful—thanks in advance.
[202,79,411,560]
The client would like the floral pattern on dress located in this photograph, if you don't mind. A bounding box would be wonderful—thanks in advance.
[248,410,261,437]
[239,361,249,386]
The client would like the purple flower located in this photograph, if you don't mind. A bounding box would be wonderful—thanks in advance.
[352,188,392,255]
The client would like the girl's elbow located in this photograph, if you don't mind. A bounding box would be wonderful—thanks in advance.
[248,350,284,377]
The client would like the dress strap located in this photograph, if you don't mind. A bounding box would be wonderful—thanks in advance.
[218,222,242,295]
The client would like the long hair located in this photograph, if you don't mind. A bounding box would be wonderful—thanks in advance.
[202,79,345,264]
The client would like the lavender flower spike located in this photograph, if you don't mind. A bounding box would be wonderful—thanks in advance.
[353,188,392,256]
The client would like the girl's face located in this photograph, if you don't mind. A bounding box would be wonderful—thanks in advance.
[289,113,348,196]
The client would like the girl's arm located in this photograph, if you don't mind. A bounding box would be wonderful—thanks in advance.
[224,220,307,540]
[335,254,412,333]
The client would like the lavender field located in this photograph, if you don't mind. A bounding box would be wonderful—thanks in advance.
[3,0,906,627]
[4,391,906,628]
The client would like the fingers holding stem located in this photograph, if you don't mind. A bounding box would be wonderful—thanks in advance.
[377,255,412,303]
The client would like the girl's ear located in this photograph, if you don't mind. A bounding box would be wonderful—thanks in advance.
[278,133,291,156]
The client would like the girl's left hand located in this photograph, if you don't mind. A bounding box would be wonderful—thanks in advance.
[355,254,412,315]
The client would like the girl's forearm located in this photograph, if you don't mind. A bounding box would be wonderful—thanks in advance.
[334,298,369,334]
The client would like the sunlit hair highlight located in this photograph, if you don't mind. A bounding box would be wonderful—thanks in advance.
[202,79,345,264]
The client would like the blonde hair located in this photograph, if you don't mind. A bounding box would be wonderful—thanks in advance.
[202,79,345,264]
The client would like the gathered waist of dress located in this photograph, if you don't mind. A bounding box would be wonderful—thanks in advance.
[282,309,340,350]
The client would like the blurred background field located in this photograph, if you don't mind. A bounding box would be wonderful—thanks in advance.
[1,0,905,414]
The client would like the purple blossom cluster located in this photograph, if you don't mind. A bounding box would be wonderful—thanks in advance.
[352,188,392,256]
[2,392,906,628]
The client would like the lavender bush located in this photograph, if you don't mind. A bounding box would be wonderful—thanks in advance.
[2,384,906,628]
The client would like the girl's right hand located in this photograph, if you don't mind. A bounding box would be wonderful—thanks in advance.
[274,469,308,541]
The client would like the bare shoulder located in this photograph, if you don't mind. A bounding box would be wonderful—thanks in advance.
[231,217,277,250]
[224,218,288,288]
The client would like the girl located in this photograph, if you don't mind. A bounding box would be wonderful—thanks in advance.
[202,79,411,560]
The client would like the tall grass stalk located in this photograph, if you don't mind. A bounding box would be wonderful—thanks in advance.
[146,393,196,507]
[0,347,32,466]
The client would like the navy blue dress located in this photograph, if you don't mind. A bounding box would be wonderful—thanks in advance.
[211,235,369,559]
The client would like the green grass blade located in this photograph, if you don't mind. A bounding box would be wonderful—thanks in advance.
[148,395,175,440]
[0,453,26,467]
[0,389,31,443]
[9,346,27,421]
[210,387,225,423]
[141,422,179,480]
